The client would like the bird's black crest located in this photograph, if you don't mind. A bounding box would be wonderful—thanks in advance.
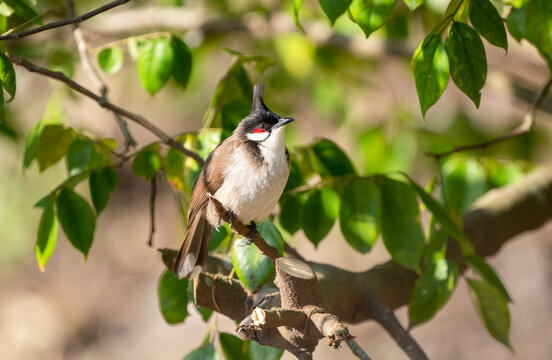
[251,83,270,114]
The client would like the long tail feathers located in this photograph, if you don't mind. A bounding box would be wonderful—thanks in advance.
[173,206,213,279]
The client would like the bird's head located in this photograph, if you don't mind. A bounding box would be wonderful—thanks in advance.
[237,84,294,142]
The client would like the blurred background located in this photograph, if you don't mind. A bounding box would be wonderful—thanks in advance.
[1,0,551,359]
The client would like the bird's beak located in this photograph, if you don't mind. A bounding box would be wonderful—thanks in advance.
[272,117,294,130]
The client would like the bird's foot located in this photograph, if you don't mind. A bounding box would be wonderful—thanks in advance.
[240,222,257,246]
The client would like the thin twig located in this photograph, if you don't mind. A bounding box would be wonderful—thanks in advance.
[10,56,205,166]
[148,176,157,247]
[368,298,428,360]
[346,339,372,360]
[66,0,137,151]
[0,0,130,41]
[426,78,552,159]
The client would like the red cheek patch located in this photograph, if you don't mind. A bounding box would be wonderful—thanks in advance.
[253,128,266,133]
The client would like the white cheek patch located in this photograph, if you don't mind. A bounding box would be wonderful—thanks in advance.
[247,131,270,142]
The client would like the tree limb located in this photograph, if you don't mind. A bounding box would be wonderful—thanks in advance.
[9,56,205,166]
[66,0,137,151]
[0,0,130,41]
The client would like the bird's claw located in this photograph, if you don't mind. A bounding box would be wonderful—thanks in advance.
[239,222,257,246]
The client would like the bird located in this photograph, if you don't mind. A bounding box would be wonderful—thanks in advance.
[173,84,294,279]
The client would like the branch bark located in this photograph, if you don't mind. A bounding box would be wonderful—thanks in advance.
[0,0,130,41]
[9,56,205,166]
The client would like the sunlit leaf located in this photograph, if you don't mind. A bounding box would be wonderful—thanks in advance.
[441,156,486,214]
[293,0,306,33]
[183,342,219,360]
[411,34,449,117]
[349,0,397,38]
[249,342,283,360]
[220,333,249,360]
[232,220,284,290]
[525,0,552,73]
[467,278,511,348]
[380,177,425,272]
[56,188,96,258]
[402,0,423,11]
[158,270,188,324]
[35,124,76,172]
[34,194,58,271]
[302,188,339,247]
[97,47,124,75]
[0,53,16,102]
[409,259,459,327]
[66,138,107,176]
[132,143,162,180]
[138,38,174,95]
[469,0,508,51]
[445,22,487,107]
[339,178,380,253]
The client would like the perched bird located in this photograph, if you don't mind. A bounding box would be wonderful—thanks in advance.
[173,84,294,279]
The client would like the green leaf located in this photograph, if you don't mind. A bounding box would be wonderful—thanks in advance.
[66,138,106,176]
[293,0,306,33]
[249,342,283,360]
[56,188,96,258]
[285,158,304,191]
[23,121,45,169]
[279,195,304,235]
[445,22,487,107]
[158,270,189,324]
[411,34,450,117]
[465,255,512,302]
[467,278,511,348]
[170,35,193,88]
[380,177,425,272]
[97,47,124,75]
[3,0,41,24]
[302,188,339,247]
[89,168,118,215]
[504,0,529,9]
[525,0,552,73]
[138,38,174,95]
[183,343,219,360]
[422,230,447,269]
[312,138,356,177]
[506,6,526,43]
[339,179,380,253]
[35,124,76,172]
[232,220,284,291]
[409,259,459,327]
[132,143,162,180]
[487,162,523,189]
[469,0,508,51]
[0,53,16,102]
[319,0,353,24]
[220,333,249,360]
[441,156,486,214]
[402,0,423,11]
[34,194,58,271]
[349,0,397,38]
[403,173,475,255]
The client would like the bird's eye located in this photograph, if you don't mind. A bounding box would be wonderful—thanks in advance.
[253,128,266,133]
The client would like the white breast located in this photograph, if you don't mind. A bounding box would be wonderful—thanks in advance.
[207,127,289,225]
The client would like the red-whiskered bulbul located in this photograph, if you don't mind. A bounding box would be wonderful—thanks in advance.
[173,84,294,279]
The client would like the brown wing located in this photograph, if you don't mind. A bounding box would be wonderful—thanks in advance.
[187,135,239,222]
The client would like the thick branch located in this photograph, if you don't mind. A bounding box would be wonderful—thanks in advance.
[10,56,204,166]
[0,0,130,41]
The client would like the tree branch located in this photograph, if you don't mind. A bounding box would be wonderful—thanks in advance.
[346,339,372,360]
[65,0,137,151]
[426,78,552,159]
[10,56,205,166]
[0,0,130,41]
